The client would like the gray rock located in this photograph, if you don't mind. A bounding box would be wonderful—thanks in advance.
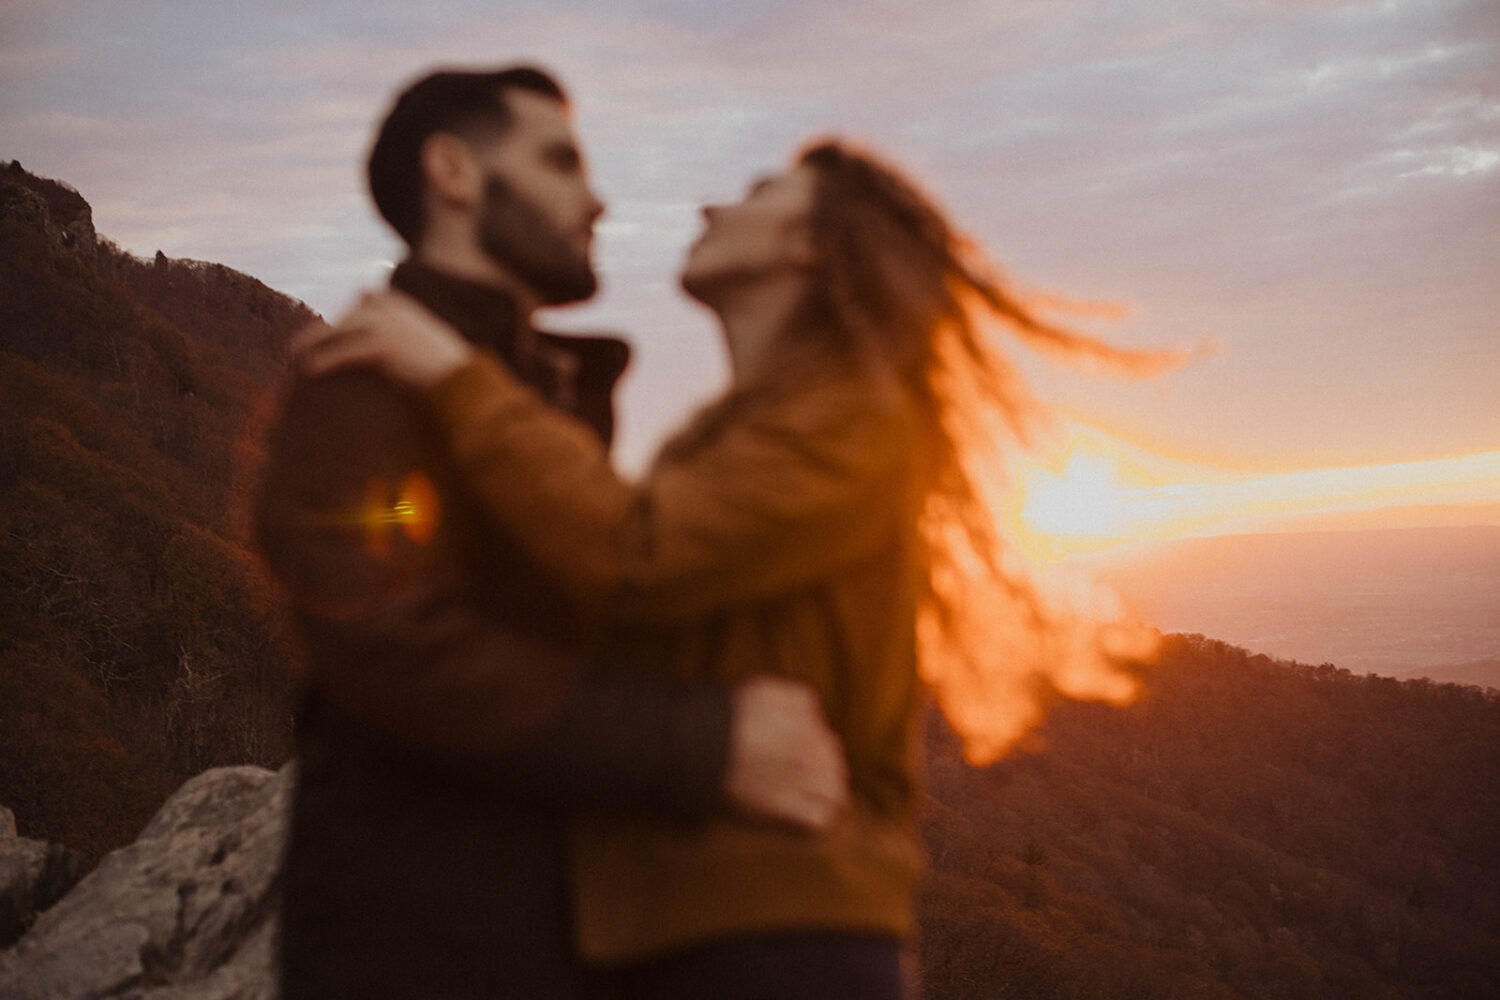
[1,806,48,936]
[1,805,84,949]
[0,764,292,1000]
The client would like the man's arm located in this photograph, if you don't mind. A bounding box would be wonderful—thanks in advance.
[503,672,847,826]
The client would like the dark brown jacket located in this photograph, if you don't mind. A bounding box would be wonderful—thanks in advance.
[255,263,731,999]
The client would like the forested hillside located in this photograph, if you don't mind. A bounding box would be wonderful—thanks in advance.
[3,164,1497,998]
[1,161,310,861]
[919,635,1500,999]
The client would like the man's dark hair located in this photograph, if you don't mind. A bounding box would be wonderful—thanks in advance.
[367,65,568,246]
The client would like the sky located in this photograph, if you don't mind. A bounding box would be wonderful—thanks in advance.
[3,0,1498,536]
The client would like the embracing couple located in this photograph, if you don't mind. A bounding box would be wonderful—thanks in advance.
[256,63,1137,1000]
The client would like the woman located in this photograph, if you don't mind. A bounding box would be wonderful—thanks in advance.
[301,140,1167,998]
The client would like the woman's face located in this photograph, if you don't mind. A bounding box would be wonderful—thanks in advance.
[680,163,819,304]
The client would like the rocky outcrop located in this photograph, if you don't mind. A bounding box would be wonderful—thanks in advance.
[0,765,291,1000]
[1,159,314,386]
[1,160,97,256]
[0,807,84,950]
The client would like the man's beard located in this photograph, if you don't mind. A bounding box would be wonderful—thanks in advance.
[477,176,598,306]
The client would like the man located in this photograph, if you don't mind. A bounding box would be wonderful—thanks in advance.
[255,66,846,999]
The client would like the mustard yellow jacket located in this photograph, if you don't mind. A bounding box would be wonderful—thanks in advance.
[425,346,928,961]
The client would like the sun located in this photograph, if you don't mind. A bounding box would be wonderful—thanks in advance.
[1010,430,1145,561]
[1021,449,1129,539]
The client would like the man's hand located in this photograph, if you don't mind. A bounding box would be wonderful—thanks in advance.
[723,676,849,831]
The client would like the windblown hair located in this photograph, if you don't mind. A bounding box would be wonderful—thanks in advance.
[794,140,1178,763]
[367,65,567,246]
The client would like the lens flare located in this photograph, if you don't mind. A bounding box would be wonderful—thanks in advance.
[360,471,441,556]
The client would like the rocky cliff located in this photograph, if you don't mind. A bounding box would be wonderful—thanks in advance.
[0,767,289,1000]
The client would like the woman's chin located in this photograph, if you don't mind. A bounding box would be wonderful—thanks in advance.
[679,266,717,305]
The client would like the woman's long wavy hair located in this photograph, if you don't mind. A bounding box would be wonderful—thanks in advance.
[793,140,1179,763]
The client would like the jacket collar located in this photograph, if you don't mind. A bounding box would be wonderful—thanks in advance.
[388,259,632,443]
[389,260,541,376]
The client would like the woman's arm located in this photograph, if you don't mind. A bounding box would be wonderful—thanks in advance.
[425,352,631,606]
[428,352,915,622]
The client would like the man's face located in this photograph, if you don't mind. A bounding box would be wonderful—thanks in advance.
[472,89,603,306]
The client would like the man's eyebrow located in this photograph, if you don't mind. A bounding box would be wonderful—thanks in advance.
[747,175,774,195]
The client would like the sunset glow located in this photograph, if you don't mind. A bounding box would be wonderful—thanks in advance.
[1016,428,1500,559]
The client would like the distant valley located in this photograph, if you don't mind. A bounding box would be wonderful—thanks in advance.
[1084,524,1500,687]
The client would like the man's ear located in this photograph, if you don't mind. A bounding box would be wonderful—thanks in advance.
[420,132,482,210]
